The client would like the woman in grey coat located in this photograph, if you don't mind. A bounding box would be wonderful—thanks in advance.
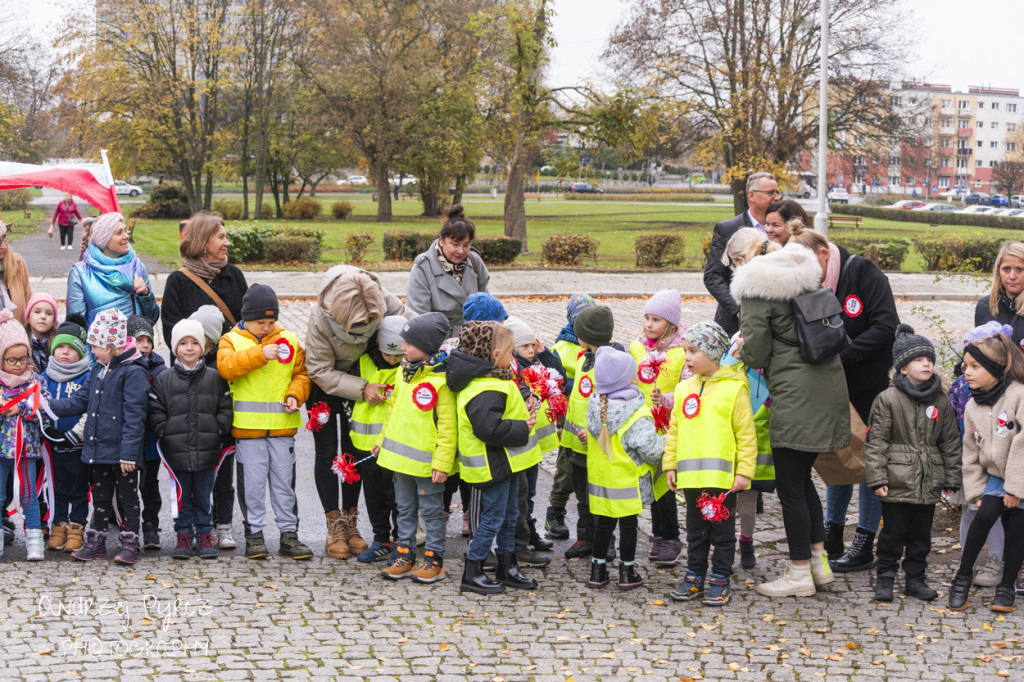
[732,240,850,598]
[405,204,489,336]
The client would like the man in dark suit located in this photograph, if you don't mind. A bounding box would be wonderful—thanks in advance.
[703,172,781,335]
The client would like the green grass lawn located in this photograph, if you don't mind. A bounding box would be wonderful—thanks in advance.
[71,197,1024,272]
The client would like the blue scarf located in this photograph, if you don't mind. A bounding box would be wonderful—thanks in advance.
[555,324,578,345]
[82,243,141,293]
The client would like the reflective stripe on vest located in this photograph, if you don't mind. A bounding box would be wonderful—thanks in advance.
[670,374,746,490]
[629,342,686,407]
[560,353,593,454]
[753,404,775,482]
[457,377,533,484]
[377,370,451,478]
[587,406,657,517]
[227,329,302,431]
[350,354,399,451]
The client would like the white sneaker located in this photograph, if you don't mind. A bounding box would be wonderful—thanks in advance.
[975,557,1004,587]
[756,562,817,597]
[811,550,835,586]
[216,524,237,549]
[26,529,45,561]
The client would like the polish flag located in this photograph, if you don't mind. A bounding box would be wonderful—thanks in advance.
[0,155,120,214]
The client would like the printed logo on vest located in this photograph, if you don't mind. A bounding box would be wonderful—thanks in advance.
[412,382,438,411]
[578,375,594,397]
[682,393,701,419]
[843,295,863,318]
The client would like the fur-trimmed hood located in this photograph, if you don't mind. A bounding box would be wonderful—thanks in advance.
[730,242,822,302]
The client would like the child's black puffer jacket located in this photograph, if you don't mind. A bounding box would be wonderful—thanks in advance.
[148,359,233,471]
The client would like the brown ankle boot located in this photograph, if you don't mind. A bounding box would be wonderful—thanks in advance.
[342,508,368,554]
[48,522,68,550]
[63,523,86,553]
[325,511,349,559]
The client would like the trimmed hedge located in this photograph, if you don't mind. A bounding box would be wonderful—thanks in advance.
[541,234,599,266]
[282,197,322,220]
[863,241,911,270]
[911,236,1003,272]
[226,224,324,264]
[265,236,321,263]
[226,225,277,262]
[331,201,355,219]
[130,200,191,220]
[345,232,375,264]
[830,203,1024,230]
[563,192,714,202]
[635,234,685,268]
[383,231,435,261]
[474,237,522,266]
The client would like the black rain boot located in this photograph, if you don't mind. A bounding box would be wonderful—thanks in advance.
[545,506,569,539]
[824,522,845,559]
[873,572,895,602]
[904,574,938,601]
[588,560,609,588]
[495,552,538,590]
[948,573,973,611]
[617,563,644,590]
[529,518,553,551]
[460,558,504,595]
[831,529,876,573]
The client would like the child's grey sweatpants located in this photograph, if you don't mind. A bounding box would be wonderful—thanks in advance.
[235,436,298,535]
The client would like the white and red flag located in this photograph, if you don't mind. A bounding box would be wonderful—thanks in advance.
[0,151,120,213]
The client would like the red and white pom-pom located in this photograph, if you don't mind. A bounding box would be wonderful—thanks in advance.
[276,338,295,364]
[696,490,730,523]
[637,351,667,384]
[651,404,671,435]
[331,452,360,484]
[545,392,568,421]
[305,402,331,432]
[521,365,565,402]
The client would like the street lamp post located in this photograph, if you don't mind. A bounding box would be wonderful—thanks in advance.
[814,0,830,236]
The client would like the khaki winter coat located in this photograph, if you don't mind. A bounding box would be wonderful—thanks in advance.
[962,382,1024,502]
[864,383,962,504]
[731,243,850,453]
[305,265,411,401]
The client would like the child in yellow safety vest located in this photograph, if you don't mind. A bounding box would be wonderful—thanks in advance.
[343,316,404,562]
[664,321,757,607]
[372,312,455,583]
[585,347,667,590]
[630,288,688,567]
[217,284,312,561]
[446,321,539,595]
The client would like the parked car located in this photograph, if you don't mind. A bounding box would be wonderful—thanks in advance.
[958,206,993,215]
[826,187,849,204]
[964,192,991,206]
[344,175,369,186]
[114,181,143,197]
[912,203,956,212]
[1011,195,1022,208]
[989,208,1024,218]
[991,194,1010,207]
[390,176,418,187]
[784,182,816,199]
[567,182,604,194]
[889,199,926,210]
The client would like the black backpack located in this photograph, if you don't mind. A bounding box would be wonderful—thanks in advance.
[772,286,850,363]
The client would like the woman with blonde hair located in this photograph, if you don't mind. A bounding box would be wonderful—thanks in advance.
[721,227,782,270]
[785,218,900,574]
[976,241,1024,340]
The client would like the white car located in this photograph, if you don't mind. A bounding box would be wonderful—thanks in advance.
[390,176,418,187]
[114,181,143,197]
[912,203,956,212]
[958,206,993,215]
[990,208,1024,218]
[826,188,849,204]
[345,175,369,186]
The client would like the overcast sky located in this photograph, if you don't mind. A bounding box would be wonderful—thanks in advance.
[16,0,1024,94]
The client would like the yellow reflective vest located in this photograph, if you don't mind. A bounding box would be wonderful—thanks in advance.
[560,352,594,455]
[377,365,456,478]
[628,342,686,407]
[753,403,775,482]
[587,405,666,517]
[349,354,400,452]
[551,340,583,382]
[225,329,302,431]
[457,377,539,484]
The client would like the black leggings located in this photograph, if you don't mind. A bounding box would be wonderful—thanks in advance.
[773,448,825,561]
[59,223,74,247]
[309,387,361,513]
[593,514,637,563]
[91,464,140,534]
[957,495,1024,587]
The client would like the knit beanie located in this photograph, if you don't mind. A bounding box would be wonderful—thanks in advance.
[126,314,154,341]
[51,313,88,357]
[241,284,279,321]
[0,308,30,367]
[171,319,205,353]
[401,312,450,356]
[573,305,614,347]
[892,323,935,371]
[566,293,597,324]
[504,315,535,349]
[682,321,730,364]
[189,305,225,344]
[24,293,58,323]
[594,346,637,395]
[644,289,681,328]
[463,292,507,322]
[87,307,127,350]
[377,316,406,355]
[90,212,124,249]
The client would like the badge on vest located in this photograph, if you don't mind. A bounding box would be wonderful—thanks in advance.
[384,384,395,401]
[925,405,939,421]
[638,363,657,384]
[276,338,295,363]
[843,295,863,318]
[997,411,1015,437]
[578,375,594,398]
[412,382,438,411]
[682,393,701,419]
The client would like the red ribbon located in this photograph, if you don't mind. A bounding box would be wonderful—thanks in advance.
[651,404,671,434]
[332,452,360,484]
[305,402,331,432]
[696,490,730,523]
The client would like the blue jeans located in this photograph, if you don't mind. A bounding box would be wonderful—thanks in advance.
[174,467,216,537]
[393,473,446,555]
[0,458,41,530]
[468,476,519,561]
[826,482,881,533]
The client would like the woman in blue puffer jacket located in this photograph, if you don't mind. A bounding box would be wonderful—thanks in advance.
[66,213,159,328]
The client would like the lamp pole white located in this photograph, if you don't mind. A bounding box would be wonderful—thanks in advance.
[814,0,830,236]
